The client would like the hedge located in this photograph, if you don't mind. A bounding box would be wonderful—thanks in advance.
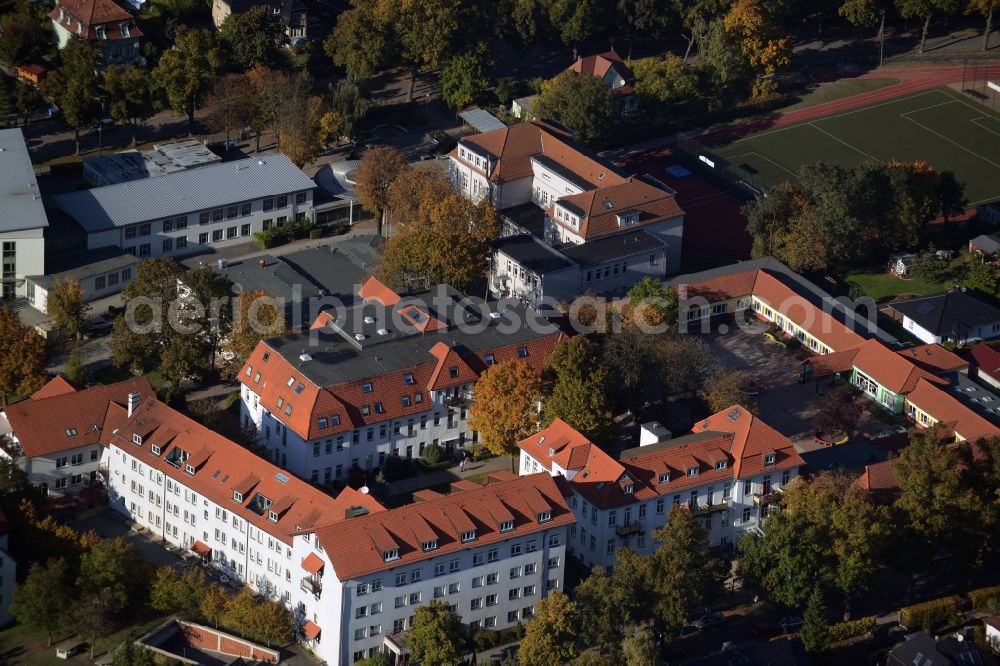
[828,616,876,642]
[968,586,1000,612]
[900,595,963,632]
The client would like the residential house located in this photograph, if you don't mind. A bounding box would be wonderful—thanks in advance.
[673,258,1000,443]
[211,0,307,40]
[887,290,1000,345]
[239,277,564,481]
[0,512,16,626]
[985,616,1000,654]
[568,50,637,114]
[510,95,538,120]
[24,246,137,314]
[0,129,48,300]
[968,343,1000,390]
[107,396,572,666]
[53,154,316,260]
[516,407,804,570]
[969,234,1000,259]
[15,64,46,86]
[886,631,984,666]
[687,639,810,666]
[0,376,151,495]
[49,0,143,63]
[449,121,685,288]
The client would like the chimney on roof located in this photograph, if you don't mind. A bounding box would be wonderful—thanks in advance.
[127,391,140,417]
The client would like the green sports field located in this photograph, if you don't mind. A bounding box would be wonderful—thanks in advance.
[711,87,1000,205]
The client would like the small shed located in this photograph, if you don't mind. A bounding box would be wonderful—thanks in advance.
[54,638,84,659]
[970,234,1000,258]
[888,252,916,276]
[511,94,539,120]
[16,64,46,85]
[459,107,507,133]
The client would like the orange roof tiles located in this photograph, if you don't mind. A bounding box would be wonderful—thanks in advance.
[905,378,1000,441]
[553,178,684,241]
[358,276,400,307]
[691,405,803,479]
[5,377,152,459]
[191,540,211,557]
[109,398,385,544]
[49,0,141,41]
[851,339,946,395]
[317,473,573,580]
[969,344,1000,381]
[679,268,759,302]
[569,50,634,87]
[803,348,858,377]
[302,551,325,574]
[30,375,80,400]
[302,620,321,640]
[896,344,967,375]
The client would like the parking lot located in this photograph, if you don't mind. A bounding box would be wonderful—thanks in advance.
[697,327,825,444]
[73,510,184,569]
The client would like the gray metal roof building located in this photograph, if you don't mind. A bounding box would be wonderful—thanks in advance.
[54,154,316,232]
[0,128,48,234]
[83,139,222,186]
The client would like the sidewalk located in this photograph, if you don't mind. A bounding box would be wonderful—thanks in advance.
[386,454,516,496]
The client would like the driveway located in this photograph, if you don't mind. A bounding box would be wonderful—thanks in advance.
[698,328,822,442]
[73,510,183,568]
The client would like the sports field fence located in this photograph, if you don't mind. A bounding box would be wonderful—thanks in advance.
[675,132,772,200]
[960,61,1000,110]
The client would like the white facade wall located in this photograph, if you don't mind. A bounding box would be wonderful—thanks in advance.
[3,436,103,495]
[902,314,1000,345]
[519,450,799,570]
[901,316,940,345]
[529,159,588,210]
[240,384,478,482]
[85,190,314,259]
[28,263,135,313]
[0,228,45,299]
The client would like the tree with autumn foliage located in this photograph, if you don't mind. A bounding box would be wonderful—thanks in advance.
[223,290,288,378]
[469,361,542,460]
[723,0,791,99]
[0,304,47,404]
[518,591,579,666]
[541,336,615,445]
[47,276,90,339]
[353,147,408,236]
[384,168,455,235]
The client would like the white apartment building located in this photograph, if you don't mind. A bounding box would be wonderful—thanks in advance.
[516,409,804,571]
[52,154,316,260]
[239,278,563,481]
[106,396,572,666]
[0,128,48,300]
[0,376,151,495]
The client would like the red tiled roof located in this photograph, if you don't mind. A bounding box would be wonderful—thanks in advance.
[302,620,321,640]
[108,398,385,544]
[302,552,325,574]
[803,348,858,377]
[568,50,635,86]
[31,375,81,400]
[896,344,967,375]
[358,276,400,307]
[851,339,946,395]
[5,378,152,459]
[49,0,142,41]
[691,405,803,479]
[679,268,759,302]
[317,473,573,580]
[905,378,1000,442]
[190,540,211,557]
[969,343,1000,381]
[552,177,684,241]
[310,310,335,330]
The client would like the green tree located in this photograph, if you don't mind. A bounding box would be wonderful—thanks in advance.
[10,557,74,645]
[396,0,462,101]
[518,591,578,666]
[219,4,286,69]
[47,276,90,338]
[43,40,99,154]
[181,264,233,371]
[965,258,1000,297]
[328,79,368,142]
[571,653,615,666]
[204,73,253,142]
[149,566,208,615]
[699,369,751,414]
[14,79,43,127]
[895,0,962,54]
[618,0,672,57]
[247,599,293,646]
[800,585,830,652]
[468,361,542,460]
[575,568,624,655]
[103,65,156,146]
[78,537,150,615]
[935,170,967,221]
[200,583,228,628]
[64,347,88,384]
[0,2,44,67]
[440,44,492,110]
[627,276,678,327]
[622,627,662,666]
[650,505,727,634]
[533,70,615,147]
[111,640,157,666]
[76,588,116,659]
[222,587,256,637]
[671,0,730,61]
[111,257,185,374]
[967,0,1000,51]
[630,54,700,113]
[153,28,221,126]
[354,146,408,236]
[407,600,464,666]
[546,0,599,57]
[324,3,390,81]
[839,0,888,63]
[222,289,287,378]
[541,336,615,445]
[356,654,392,666]
[0,304,47,404]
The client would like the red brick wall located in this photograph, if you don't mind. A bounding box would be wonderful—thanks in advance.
[177,622,278,663]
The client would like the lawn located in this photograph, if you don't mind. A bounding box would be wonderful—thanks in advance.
[0,614,169,665]
[783,77,900,111]
[846,270,950,302]
[710,87,1000,205]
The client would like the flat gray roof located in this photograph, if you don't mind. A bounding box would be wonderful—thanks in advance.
[313,160,360,202]
[54,153,316,232]
[459,108,507,133]
[0,128,48,233]
[26,246,137,290]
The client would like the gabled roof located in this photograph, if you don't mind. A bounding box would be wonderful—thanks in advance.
[316,473,573,580]
[970,234,1000,254]
[852,339,946,395]
[49,0,141,41]
[358,276,400,307]
[5,378,152,458]
[886,632,952,666]
[691,405,803,478]
[30,375,81,400]
[905,378,1000,441]
[889,290,1000,337]
[551,177,684,240]
[108,398,384,544]
[969,343,1000,381]
[569,50,635,89]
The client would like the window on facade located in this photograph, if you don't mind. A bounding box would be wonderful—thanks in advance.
[764,453,776,466]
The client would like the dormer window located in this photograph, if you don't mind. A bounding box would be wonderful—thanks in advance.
[132,433,142,444]
[318,417,328,429]
[375,402,384,414]
[96,25,106,39]
[361,405,370,416]
[402,396,411,407]
[449,366,459,378]
[485,354,495,365]
[233,491,243,503]
[268,510,279,523]
[687,467,699,477]
[120,21,129,38]
[415,393,423,404]
[422,540,437,552]
[623,484,634,495]
[617,210,640,227]
[764,453,776,466]
[383,548,399,562]
[66,428,78,437]
[500,520,514,533]
[331,415,341,426]
[287,376,295,387]
[715,460,728,470]
[262,351,270,363]
[517,347,528,358]
[658,472,669,484]
[461,530,476,543]
[537,510,552,523]
[404,373,414,385]
[362,382,373,393]
[151,445,161,456]
[185,464,195,475]
[276,397,284,408]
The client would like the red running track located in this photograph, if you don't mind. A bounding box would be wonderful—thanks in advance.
[700,64,1000,146]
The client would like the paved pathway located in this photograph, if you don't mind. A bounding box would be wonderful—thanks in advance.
[386,454,516,496]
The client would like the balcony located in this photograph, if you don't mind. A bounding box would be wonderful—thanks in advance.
[615,522,643,538]
[691,498,730,516]
[752,488,783,506]
[300,576,322,597]
[443,392,473,408]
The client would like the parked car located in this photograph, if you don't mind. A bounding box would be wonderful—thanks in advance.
[86,316,113,336]
[693,612,726,631]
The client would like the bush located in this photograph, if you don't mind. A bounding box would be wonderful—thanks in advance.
[474,629,499,651]
[900,595,963,632]
[422,443,443,465]
[828,616,876,642]
[968,585,1000,612]
[383,454,414,482]
[253,227,291,249]
[308,227,325,239]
